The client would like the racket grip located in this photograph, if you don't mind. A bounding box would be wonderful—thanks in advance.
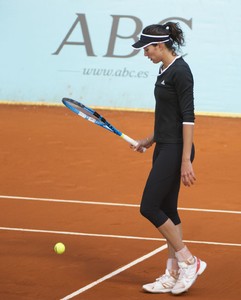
[121,134,146,152]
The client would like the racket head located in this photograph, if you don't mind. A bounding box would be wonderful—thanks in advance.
[62,98,121,135]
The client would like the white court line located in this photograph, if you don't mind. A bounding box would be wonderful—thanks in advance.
[0,195,241,215]
[60,244,168,300]
[0,226,240,247]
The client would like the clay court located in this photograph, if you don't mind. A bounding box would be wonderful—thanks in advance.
[0,104,240,300]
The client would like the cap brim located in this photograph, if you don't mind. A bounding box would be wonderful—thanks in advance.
[132,34,170,49]
[132,41,147,49]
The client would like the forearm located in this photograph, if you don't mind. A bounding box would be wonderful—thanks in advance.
[182,124,194,161]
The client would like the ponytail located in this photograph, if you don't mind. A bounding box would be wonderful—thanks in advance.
[163,22,185,50]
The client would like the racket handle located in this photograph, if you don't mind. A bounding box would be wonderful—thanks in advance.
[121,133,146,153]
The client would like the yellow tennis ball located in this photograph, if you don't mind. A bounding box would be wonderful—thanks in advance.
[54,242,65,254]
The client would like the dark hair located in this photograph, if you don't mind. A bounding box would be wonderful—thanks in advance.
[142,22,185,53]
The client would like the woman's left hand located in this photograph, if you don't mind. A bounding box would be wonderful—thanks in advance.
[181,160,196,187]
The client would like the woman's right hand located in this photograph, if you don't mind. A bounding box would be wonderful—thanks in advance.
[131,135,154,153]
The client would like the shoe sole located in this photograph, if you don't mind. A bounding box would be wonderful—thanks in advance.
[143,286,172,293]
[171,261,207,295]
[143,284,173,293]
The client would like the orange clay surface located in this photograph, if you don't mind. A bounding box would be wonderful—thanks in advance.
[0,104,240,300]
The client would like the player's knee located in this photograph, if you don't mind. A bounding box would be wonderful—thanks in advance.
[140,205,150,219]
[140,205,159,226]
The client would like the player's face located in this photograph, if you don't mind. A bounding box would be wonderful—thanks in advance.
[144,44,162,64]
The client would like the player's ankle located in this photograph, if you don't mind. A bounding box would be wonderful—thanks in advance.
[175,246,194,264]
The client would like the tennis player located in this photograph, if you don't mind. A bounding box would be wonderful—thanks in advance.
[131,22,206,295]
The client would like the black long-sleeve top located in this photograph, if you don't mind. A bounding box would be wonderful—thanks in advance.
[154,56,195,144]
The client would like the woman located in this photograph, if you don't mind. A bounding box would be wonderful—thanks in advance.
[132,22,206,295]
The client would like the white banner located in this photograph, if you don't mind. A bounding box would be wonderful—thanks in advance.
[0,0,240,114]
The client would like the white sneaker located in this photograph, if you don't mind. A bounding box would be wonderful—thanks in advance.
[171,257,207,295]
[142,269,177,293]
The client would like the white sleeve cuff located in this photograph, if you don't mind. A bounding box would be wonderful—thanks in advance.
[183,122,195,125]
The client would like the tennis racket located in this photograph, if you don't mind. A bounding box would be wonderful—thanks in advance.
[62,98,146,151]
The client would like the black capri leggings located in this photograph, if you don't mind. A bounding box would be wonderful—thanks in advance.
[140,143,195,228]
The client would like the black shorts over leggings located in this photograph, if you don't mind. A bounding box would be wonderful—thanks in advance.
[140,143,195,228]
